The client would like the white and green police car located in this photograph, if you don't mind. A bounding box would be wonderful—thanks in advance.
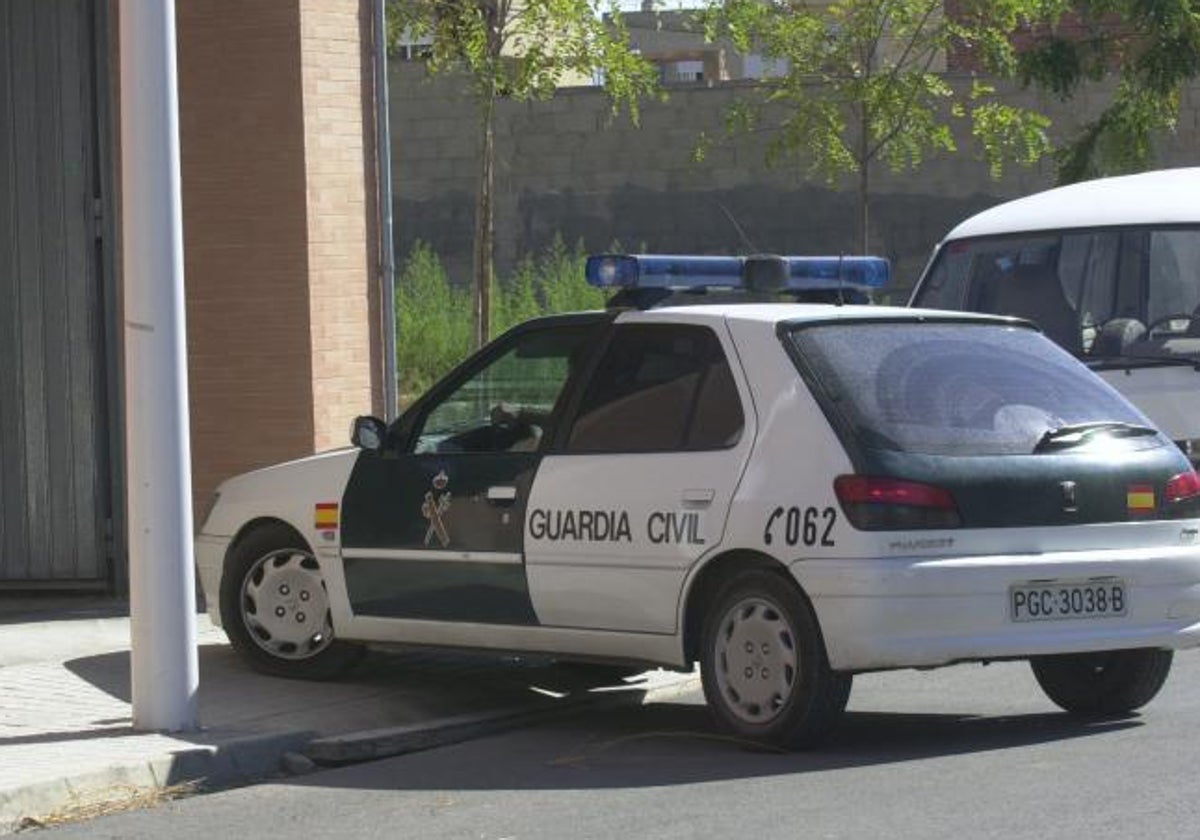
[195,254,1200,749]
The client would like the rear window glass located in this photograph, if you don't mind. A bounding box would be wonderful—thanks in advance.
[788,322,1151,456]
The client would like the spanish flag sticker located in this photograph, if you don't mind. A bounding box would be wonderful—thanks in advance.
[1127,485,1156,516]
[315,502,339,530]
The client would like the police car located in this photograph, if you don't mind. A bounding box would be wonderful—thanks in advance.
[195,254,1200,749]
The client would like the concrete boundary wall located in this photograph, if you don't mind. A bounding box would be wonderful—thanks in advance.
[390,65,1200,295]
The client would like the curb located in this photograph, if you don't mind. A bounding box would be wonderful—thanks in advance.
[0,669,700,833]
[0,729,314,834]
[305,670,701,766]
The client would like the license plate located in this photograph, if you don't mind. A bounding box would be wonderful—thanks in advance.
[1010,580,1128,622]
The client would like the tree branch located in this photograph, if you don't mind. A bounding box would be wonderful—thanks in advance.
[865,39,943,162]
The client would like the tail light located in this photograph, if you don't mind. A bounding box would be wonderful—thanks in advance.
[1165,470,1200,514]
[834,475,961,530]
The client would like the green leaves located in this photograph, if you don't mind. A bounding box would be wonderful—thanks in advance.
[396,239,605,399]
[1016,0,1200,182]
[704,0,1052,183]
[390,0,657,111]
[702,0,1053,250]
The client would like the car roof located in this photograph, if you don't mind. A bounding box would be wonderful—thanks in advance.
[945,167,1200,241]
[613,302,1026,328]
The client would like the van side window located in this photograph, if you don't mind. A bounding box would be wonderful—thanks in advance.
[1148,231,1200,325]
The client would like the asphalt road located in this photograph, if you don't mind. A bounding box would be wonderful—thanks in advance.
[46,654,1200,840]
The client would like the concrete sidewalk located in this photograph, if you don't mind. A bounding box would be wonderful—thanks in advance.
[0,601,697,832]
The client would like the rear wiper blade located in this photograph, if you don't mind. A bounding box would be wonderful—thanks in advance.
[1034,421,1158,453]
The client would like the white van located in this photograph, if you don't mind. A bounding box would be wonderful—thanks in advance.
[910,167,1200,463]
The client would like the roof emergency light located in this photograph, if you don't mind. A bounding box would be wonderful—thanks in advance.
[585,253,890,293]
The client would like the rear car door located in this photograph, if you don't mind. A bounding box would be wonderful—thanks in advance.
[338,318,603,624]
[525,319,755,633]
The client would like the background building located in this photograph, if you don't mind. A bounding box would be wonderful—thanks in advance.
[0,0,385,590]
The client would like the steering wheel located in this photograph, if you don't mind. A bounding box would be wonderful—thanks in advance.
[1145,312,1194,338]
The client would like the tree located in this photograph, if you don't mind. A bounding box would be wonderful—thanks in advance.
[700,0,1054,253]
[1015,0,1200,183]
[390,0,657,348]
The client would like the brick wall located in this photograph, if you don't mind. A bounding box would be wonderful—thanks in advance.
[178,0,381,514]
[178,0,315,515]
[390,66,1200,297]
[299,0,379,452]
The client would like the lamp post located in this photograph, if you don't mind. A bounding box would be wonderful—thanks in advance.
[119,0,199,732]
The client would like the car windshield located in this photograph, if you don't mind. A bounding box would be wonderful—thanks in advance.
[788,321,1155,457]
[911,226,1200,362]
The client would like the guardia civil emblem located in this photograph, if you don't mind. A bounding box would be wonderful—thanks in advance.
[422,469,452,547]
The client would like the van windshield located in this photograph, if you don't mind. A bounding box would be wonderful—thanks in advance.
[911,227,1200,363]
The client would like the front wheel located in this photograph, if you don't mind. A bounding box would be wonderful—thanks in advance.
[1030,648,1173,717]
[219,524,364,680]
[700,569,851,749]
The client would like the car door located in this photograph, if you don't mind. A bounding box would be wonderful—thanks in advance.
[337,318,604,626]
[525,318,755,634]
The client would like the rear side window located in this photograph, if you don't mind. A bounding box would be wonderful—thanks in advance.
[788,322,1151,457]
[567,324,744,452]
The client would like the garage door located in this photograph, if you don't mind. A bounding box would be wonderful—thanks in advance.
[0,0,112,586]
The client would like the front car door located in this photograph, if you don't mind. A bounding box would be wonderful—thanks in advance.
[336,316,606,630]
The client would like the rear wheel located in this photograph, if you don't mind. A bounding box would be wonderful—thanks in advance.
[1030,648,1173,717]
[219,524,364,680]
[700,569,851,749]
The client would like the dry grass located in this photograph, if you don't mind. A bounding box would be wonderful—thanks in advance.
[16,782,200,832]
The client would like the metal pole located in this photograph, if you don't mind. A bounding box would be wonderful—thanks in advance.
[119,0,199,732]
[375,0,399,419]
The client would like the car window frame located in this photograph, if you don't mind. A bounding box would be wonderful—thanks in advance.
[386,313,613,456]
[551,320,748,456]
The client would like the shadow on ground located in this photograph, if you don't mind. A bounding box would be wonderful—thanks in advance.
[21,644,652,751]
[42,643,1143,793]
[279,698,1140,792]
[0,595,129,625]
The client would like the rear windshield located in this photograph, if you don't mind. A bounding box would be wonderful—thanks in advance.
[788,321,1153,456]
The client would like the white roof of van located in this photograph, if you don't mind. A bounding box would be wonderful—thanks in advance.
[945,167,1200,240]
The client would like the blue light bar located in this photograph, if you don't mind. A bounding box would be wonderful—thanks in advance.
[586,254,743,289]
[585,254,890,291]
[787,256,890,290]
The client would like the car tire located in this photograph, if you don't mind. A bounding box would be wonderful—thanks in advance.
[1030,648,1173,717]
[219,523,364,680]
[700,569,851,749]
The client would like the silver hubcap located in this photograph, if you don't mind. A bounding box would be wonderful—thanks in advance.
[240,549,334,660]
[713,596,799,724]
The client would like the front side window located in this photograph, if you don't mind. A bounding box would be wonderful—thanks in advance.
[414,325,596,454]
[567,324,744,453]
[1147,230,1200,327]
[789,322,1152,457]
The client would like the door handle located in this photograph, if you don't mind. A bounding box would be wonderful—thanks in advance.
[682,488,715,508]
[486,485,519,505]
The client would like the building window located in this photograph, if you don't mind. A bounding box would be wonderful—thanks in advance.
[660,60,704,84]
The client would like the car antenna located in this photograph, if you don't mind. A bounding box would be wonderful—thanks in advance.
[716,200,758,253]
[836,253,846,307]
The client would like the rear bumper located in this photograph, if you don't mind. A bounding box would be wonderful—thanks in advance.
[195,534,229,628]
[791,546,1200,672]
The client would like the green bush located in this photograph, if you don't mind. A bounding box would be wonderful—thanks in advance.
[396,237,606,402]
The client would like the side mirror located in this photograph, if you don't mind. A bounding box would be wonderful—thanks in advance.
[351,415,387,452]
